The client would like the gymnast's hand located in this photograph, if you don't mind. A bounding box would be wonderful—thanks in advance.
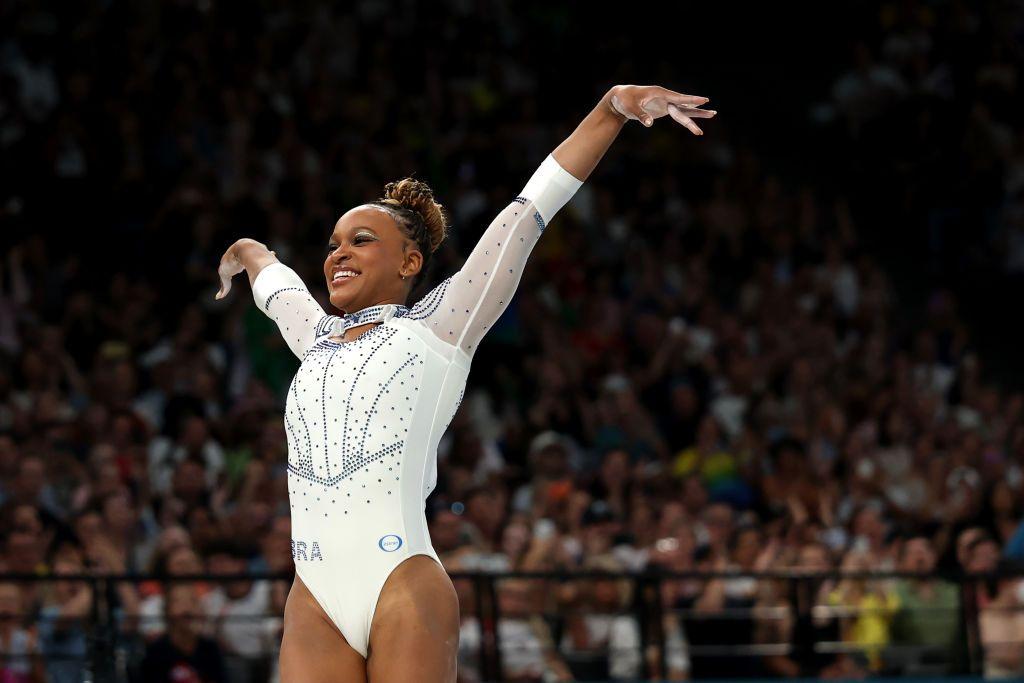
[607,84,716,135]
[215,238,276,300]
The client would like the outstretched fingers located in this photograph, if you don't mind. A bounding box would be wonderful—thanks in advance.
[668,104,704,135]
[674,106,717,119]
[661,87,709,106]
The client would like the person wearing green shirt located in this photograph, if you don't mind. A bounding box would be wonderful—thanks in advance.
[891,536,962,673]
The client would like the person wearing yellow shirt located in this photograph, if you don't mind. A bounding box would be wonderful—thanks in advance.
[827,550,900,671]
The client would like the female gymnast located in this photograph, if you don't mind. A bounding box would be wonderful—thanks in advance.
[215,84,714,683]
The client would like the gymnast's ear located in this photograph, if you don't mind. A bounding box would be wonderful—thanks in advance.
[400,245,424,280]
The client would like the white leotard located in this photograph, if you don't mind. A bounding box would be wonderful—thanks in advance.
[251,155,581,656]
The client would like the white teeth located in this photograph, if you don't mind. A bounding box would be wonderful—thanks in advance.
[333,270,359,281]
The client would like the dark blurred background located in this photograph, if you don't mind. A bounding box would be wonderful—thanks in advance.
[1,1,1023,682]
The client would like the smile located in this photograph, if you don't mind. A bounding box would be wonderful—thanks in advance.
[332,270,360,283]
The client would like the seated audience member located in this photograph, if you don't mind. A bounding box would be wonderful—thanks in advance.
[137,583,227,683]
[890,535,962,673]
[205,540,275,683]
[827,550,899,672]
[560,555,641,681]
[0,581,44,683]
[460,579,572,683]
[967,536,1024,679]
[37,546,90,683]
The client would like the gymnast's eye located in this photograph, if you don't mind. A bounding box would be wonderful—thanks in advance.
[326,244,337,254]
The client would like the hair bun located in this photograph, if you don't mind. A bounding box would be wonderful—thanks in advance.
[381,178,448,253]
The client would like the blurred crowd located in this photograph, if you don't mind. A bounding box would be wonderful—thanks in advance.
[1,0,1023,681]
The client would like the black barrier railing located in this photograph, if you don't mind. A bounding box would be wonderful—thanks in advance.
[0,569,1020,682]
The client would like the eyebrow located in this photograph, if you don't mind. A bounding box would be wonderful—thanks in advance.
[329,226,379,242]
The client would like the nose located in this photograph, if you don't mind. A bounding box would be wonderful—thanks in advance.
[329,245,351,264]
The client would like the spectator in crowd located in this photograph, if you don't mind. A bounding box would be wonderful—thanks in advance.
[687,524,770,679]
[137,583,227,683]
[0,581,44,682]
[966,535,1024,679]
[460,579,572,683]
[36,545,90,683]
[827,550,900,672]
[205,541,277,683]
[137,544,215,641]
[560,555,640,681]
[890,535,962,673]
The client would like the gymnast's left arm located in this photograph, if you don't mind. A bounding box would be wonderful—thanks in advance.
[430,84,715,356]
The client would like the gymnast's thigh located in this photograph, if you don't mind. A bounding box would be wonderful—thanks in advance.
[280,575,367,683]
[366,555,460,683]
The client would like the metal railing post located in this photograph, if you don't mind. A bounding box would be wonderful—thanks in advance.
[87,575,101,683]
[486,575,503,682]
[960,577,983,675]
[650,571,667,679]
[634,572,651,679]
[473,573,495,682]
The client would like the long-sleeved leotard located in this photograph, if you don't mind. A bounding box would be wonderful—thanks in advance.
[251,155,581,656]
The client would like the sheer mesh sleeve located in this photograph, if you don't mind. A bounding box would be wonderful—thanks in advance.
[406,156,582,356]
[251,262,336,359]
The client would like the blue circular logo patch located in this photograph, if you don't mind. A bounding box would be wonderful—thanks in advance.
[378,534,403,552]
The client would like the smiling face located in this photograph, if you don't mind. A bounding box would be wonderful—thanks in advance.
[323,206,423,314]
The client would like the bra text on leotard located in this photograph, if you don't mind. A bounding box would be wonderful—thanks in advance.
[291,539,323,561]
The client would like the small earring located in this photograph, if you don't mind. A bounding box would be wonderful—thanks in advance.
[400,273,406,280]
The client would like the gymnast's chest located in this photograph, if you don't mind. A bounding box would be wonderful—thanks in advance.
[285,326,426,437]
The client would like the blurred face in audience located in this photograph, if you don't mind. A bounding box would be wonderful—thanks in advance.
[156,526,191,557]
[74,512,102,547]
[592,578,624,611]
[466,489,506,539]
[12,505,42,536]
[500,520,530,561]
[703,503,734,551]
[15,457,45,500]
[797,543,832,572]
[53,553,88,604]
[681,475,708,515]
[167,546,203,575]
[967,539,1000,573]
[429,510,463,553]
[0,436,17,475]
[536,445,569,479]
[670,383,699,418]
[261,517,292,571]
[497,580,534,618]
[582,518,617,557]
[957,527,984,568]
[731,527,762,569]
[208,552,250,599]
[103,491,135,535]
[165,584,200,636]
[990,481,1016,517]
[901,537,936,574]
[841,549,873,573]
[852,506,885,546]
[600,449,629,486]
[324,207,420,313]
[179,417,208,450]
[0,583,21,623]
[696,416,720,450]
[6,530,41,573]
[173,461,208,505]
